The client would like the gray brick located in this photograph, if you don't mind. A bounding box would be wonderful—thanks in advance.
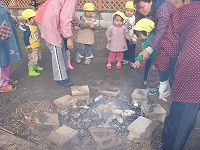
[71,85,90,101]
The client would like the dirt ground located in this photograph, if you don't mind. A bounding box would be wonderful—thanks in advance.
[0,27,200,150]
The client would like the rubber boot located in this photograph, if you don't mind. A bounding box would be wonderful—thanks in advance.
[66,59,74,70]
[34,64,43,71]
[28,66,40,77]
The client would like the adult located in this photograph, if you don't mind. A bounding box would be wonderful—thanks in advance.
[134,0,183,100]
[155,1,200,149]
[0,0,22,92]
[40,0,79,87]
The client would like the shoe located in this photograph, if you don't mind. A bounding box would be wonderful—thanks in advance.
[66,59,74,70]
[56,79,73,87]
[122,60,129,65]
[147,88,158,96]
[84,58,91,65]
[116,62,121,69]
[106,63,112,70]
[143,81,147,86]
[9,79,18,85]
[28,66,40,77]
[34,64,43,71]
[76,54,82,64]
[0,85,16,93]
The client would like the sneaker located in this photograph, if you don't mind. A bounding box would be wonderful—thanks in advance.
[56,79,73,87]
[84,58,91,65]
[122,60,129,65]
[147,88,158,96]
[143,81,147,86]
[76,54,83,64]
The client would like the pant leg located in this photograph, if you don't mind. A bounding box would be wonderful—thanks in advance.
[0,63,11,87]
[108,51,117,62]
[46,41,68,81]
[126,40,136,63]
[77,44,85,57]
[28,48,39,66]
[85,44,93,59]
[144,57,152,81]
[123,40,130,60]
[116,52,124,62]
[161,102,200,150]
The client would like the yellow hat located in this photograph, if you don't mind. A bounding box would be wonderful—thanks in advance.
[22,9,36,20]
[114,11,125,20]
[125,1,136,10]
[83,3,95,11]
[133,18,155,32]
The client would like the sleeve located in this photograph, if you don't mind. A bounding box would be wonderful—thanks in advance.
[23,25,31,48]
[60,0,77,38]
[155,10,183,72]
[79,16,90,28]
[148,7,171,51]
[106,25,112,36]
[72,16,80,26]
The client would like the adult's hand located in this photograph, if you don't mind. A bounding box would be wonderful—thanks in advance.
[67,37,73,50]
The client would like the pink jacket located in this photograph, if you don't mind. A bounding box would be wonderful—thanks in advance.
[41,0,79,48]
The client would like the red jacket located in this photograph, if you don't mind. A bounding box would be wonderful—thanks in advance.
[155,2,200,103]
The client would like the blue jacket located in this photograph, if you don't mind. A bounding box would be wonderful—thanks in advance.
[0,1,22,67]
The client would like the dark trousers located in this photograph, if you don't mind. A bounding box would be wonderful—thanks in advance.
[144,57,152,81]
[124,40,136,63]
[161,102,200,150]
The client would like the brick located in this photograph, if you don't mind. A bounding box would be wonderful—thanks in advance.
[48,125,79,150]
[98,85,120,97]
[127,117,160,144]
[89,127,122,150]
[53,95,78,110]
[146,106,167,122]
[131,89,148,106]
[71,85,90,101]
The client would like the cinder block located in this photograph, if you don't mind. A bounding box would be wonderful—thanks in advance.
[98,85,120,97]
[71,85,90,101]
[89,127,122,150]
[48,125,79,150]
[131,89,148,106]
[53,95,78,110]
[146,106,167,122]
[127,117,160,144]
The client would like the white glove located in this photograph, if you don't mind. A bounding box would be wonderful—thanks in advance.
[159,79,171,102]
[19,23,26,31]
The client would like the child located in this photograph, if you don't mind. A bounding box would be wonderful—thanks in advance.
[131,18,156,86]
[106,11,130,70]
[22,9,43,77]
[76,3,97,65]
[123,1,137,65]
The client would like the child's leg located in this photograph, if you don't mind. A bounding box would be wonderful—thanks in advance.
[129,43,136,63]
[84,44,93,65]
[65,50,74,70]
[76,44,85,63]
[0,63,11,87]
[107,51,117,69]
[123,40,130,63]
[144,57,152,82]
[28,48,40,76]
[116,52,123,69]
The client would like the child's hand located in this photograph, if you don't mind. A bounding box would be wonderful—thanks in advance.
[90,23,95,29]
[28,49,33,53]
[107,37,111,42]
[131,60,141,68]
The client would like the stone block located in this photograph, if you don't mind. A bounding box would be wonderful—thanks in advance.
[71,85,90,101]
[48,125,79,150]
[35,112,59,130]
[89,127,122,150]
[146,106,167,122]
[127,116,160,144]
[53,95,78,110]
[131,88,148,106]
[98,85,120,97]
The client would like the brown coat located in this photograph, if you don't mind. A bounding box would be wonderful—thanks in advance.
[76,16,96,44]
